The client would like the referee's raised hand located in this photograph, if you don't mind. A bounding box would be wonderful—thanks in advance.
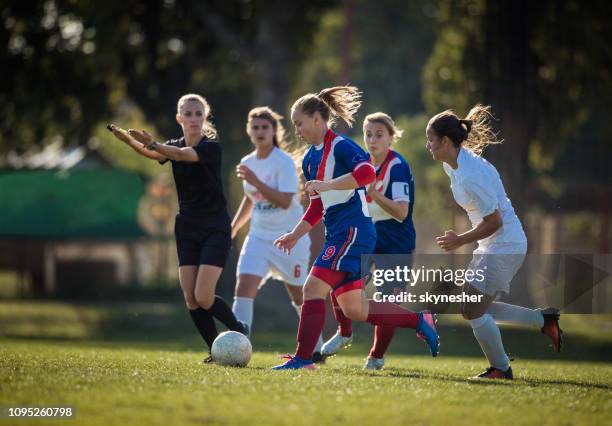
[107,124,131,144]
[128,129,153,145]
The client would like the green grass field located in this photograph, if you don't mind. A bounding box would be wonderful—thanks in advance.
[1,300,611,426]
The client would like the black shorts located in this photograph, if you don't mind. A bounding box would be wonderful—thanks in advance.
[174,214,231,267]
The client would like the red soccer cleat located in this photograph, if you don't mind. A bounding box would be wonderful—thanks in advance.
[540,307,563,353]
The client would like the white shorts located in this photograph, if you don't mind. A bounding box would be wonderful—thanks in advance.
[467,242,527,296]
[237,234,311,286]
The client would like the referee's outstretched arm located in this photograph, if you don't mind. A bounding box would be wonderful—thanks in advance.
[128,128,201,162]
[108,124,167,162]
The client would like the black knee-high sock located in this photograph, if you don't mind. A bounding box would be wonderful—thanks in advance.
[208,296,243,332]
[189,307,218,350]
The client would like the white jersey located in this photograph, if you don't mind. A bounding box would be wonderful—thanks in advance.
[443,148,526,250]
[241,147,305,241]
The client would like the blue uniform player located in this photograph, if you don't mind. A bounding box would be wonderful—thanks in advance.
[321,112,419,370]
[300,127,376,285]
[231,106,324,358]
[368,149,415,254]
[272,87,439,370]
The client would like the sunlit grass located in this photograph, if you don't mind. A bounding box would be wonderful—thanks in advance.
[1,301,611,425]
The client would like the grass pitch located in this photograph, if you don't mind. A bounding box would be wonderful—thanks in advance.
[1,301,611,426]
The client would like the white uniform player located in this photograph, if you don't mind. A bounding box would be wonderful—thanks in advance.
[427,105,562,380]
[443,147,527,295]
[237,147,311,285]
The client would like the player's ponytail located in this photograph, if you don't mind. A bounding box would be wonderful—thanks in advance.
[428,104,501,155]
[462,105,501,154]
[292,85,362,128]
[317,86,362,127]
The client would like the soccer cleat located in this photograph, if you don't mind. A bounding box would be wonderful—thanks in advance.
[203,354,214,364]
[363,356,385,371]
[540,307,563,353]
[471,366,513,380]
[238,321,251,338]
[320,332,353,357]
[416,310,439,357]
[312,351,325,364]
[271,354,315,371]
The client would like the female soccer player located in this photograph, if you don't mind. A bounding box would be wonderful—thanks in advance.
[321,112,417,370]
[426,105,563,379]
[272,87,439,370]
[231,106,324,358]
[108,93,247,361]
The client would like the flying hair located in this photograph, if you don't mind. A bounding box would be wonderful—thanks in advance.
[292,85,362,127]
[428,104,502,155]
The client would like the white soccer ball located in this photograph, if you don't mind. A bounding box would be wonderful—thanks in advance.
[211,331,252,367]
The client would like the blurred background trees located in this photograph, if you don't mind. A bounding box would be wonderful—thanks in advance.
[1,0,610,295]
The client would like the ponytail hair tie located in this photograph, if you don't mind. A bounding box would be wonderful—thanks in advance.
[459,119,473,139]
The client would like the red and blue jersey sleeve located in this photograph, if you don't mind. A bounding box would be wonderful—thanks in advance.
[333,139,375,186]
[334,139,370,171]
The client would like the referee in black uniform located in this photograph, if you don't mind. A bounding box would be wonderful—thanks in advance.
[109,93,247,361]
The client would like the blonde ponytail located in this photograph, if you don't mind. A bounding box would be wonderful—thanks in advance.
[292,85,362,127]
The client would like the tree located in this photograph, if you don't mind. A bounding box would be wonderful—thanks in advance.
[422,0,612,216]
[0,0,336,157]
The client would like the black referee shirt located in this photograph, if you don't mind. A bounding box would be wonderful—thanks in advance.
[160,137,229,221]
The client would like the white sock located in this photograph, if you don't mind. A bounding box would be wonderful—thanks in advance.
[469,314,510,371]
[232,297,254,327]
[488,302,544,328]
[293,302,324,352]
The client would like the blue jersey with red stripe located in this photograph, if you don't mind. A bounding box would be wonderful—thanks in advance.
[302,130,374,241]
[366,150,416,254]
[302,130,376,281]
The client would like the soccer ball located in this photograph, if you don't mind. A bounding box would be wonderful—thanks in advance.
[211,331,252,367]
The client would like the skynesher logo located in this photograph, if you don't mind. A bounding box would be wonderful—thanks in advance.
[372,266,486,287]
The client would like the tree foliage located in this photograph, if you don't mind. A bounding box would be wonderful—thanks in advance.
[422,0,612,211]
[0,0,334,156]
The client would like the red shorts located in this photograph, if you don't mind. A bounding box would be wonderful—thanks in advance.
[310,266,364,296]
